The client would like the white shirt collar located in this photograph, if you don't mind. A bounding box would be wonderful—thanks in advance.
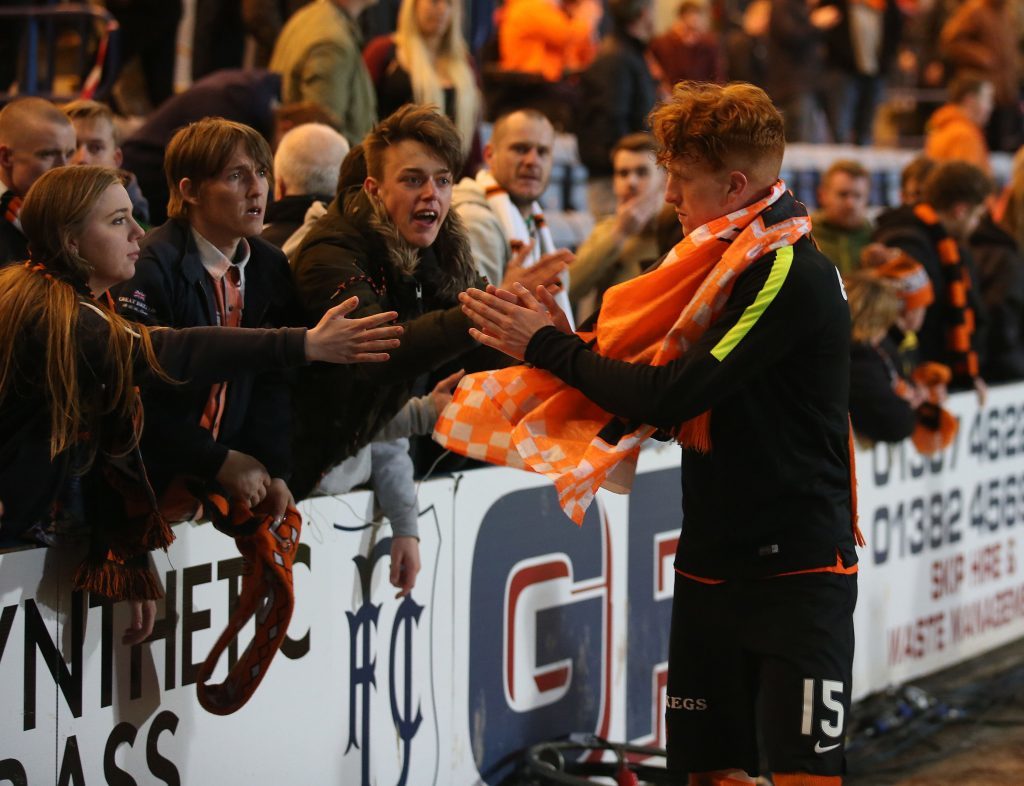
[190,227,251,288]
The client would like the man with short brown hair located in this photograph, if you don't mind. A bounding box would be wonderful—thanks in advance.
[452,82,858,785]
[0,97,76,264]
[873,160,992,398]
[812,159,873,275]
[569,132,665,317]
[453,107,574,323]
[63,98,150,224]
[115,117,302,528]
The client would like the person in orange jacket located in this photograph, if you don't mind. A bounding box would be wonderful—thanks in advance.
[925,73,995,175]
[497,0,602,81]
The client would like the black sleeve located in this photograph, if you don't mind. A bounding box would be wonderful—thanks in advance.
[79,303,307,386]
[142,325,307,385]
[976,249,1024,381]
[848,346,916,443]
[524,250,814,429]
[294,241,478,383]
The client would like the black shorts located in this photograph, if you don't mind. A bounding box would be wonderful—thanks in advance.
[665,570,857,777]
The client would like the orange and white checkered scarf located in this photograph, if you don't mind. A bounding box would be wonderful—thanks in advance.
[434,182,812,524]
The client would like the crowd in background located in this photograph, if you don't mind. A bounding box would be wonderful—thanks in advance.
[2,0,1024,598]
[59,0,1023,151]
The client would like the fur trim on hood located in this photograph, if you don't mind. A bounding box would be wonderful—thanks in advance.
[359,192,478,302]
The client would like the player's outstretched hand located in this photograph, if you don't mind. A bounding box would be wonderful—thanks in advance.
[531,284,573,335]
[460,282,561,360]
[305,296,403,364]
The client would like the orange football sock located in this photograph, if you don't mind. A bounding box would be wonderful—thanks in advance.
[688,773,755,786]
[773,774,842,785]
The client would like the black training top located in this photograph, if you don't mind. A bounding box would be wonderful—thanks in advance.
[525,229,857,580]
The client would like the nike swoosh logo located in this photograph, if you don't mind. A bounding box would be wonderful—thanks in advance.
[814,741,841,754]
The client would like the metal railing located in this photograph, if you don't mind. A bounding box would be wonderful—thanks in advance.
[0,2,120,102]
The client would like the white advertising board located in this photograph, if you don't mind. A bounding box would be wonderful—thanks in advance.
[0,485,453,785]
[2,385,1024,784]
[852,383,1024,693]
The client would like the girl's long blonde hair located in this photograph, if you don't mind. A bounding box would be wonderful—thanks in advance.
[0,166,166,460]
[845,271,902,345]
[393,0,480,156]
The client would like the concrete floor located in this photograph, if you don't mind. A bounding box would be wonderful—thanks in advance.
[846,636,1024,785]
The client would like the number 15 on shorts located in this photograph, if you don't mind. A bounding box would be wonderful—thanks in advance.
[801,678,845,753]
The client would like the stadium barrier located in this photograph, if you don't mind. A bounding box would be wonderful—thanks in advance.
[3,382,1024,784]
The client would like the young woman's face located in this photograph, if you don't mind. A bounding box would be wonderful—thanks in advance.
[73,183,144,295]
[416,0,452,40]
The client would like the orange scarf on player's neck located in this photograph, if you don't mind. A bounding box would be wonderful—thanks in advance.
[435,182,812,524]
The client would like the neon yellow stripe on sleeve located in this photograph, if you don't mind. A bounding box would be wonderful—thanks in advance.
[710,245,794,362]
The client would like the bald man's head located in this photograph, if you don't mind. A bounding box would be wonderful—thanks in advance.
[274,122,350,199]
[485,109,556,208]
[0,97,76,195]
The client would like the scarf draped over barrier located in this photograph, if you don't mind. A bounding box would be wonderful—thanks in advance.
[194,489,302,715]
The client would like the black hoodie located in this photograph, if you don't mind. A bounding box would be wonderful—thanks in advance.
[969,212,1024,382]
[873,205,989,386]
[288,188,484,498]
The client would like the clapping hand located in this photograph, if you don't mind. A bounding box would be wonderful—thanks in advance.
[499,241,572,294]
[460,282,572,360]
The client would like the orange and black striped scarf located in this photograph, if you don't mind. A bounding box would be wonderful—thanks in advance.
[913,203,979,384]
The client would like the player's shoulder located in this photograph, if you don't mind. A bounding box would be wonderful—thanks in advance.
[729,238,847,327]
[780,236,848,304]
